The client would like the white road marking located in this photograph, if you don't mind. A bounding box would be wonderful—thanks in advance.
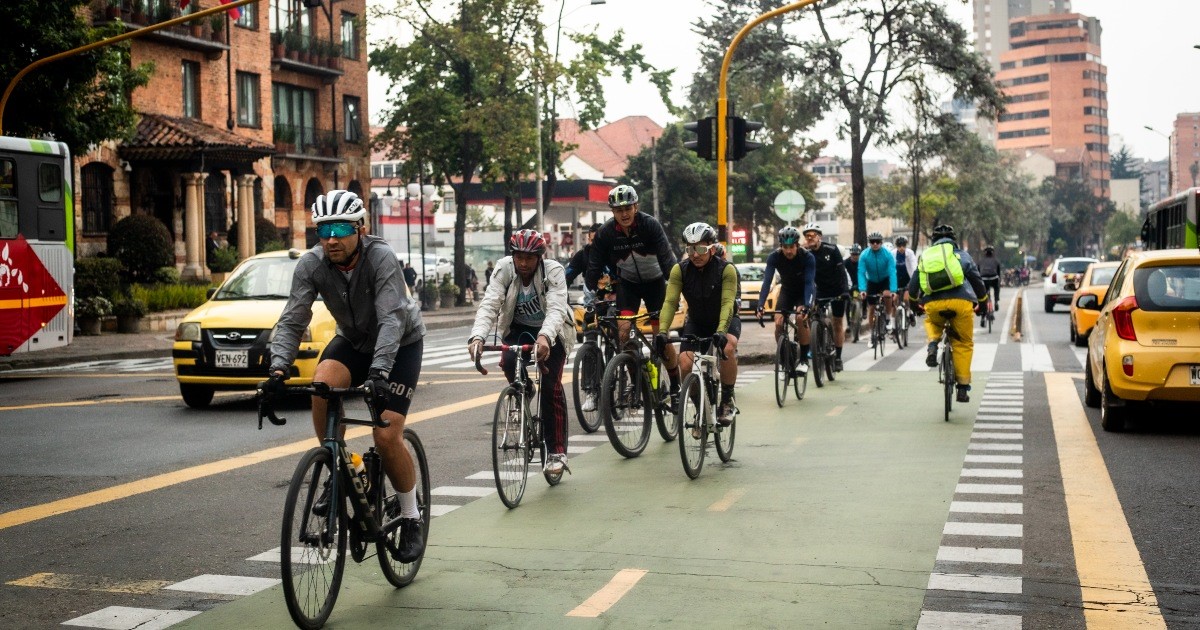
[943,522,1023,537]
[950,501,1023,514]
[432,486,494,497]
[927,573,1022,594]
[62,606,201,630]
[961,468,1023,478]
[163,574,279,596]
[918,610,1021,629]
[955,483,1023,495]
[937,546,1023,564]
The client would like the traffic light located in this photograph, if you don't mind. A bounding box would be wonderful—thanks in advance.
[730,116,764,160]
[683,117,715,161]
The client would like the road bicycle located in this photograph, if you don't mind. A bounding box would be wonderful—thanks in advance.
[893,297,912,349]
[846,292,864,343]
[572,299,618,433]
[759,308,807,406]
[257,382,430,630]
[475,342,564,508]
[675,334,736,479]
[865,293,890,359]
[807,297,840,387]
[980,296,995,334]
[930,308,962,422]
[598,311,677,458]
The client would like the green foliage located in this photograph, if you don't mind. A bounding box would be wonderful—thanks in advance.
[0,1,153,155]
[75,295,113,319]
[1110,144,1139,180]
[112,295,148,317]
[74,256,123,299]
[107,214,174,282]
[255,216,280,253]
[260,240,287,253]
[1105,211,1142,259]
[439,274,459,295]
[210,246,240,273]
[152,266,181,284]
[130,283,211,312]
[1041,177,1114,258]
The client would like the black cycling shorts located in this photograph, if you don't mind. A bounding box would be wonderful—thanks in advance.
[866,280,891,296]
[680,316,742,353]
[775,288,808,315]
[616,278,667,319]
[319,336,423,416]
[819,296,847,319]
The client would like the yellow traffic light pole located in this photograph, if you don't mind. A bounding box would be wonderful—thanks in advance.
[0,0,262,136]
[716,0,823,241]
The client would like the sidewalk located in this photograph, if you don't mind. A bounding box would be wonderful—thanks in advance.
[0,305,481,372]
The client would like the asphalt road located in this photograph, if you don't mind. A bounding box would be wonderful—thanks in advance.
[0,293,1197,628]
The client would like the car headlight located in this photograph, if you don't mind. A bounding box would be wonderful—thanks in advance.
[175,322,201,342]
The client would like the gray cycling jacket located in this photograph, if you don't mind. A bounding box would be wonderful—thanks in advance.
[270,234,424,375]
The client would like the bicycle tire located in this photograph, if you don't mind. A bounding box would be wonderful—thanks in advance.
[377,429,431,587]
[774,336,791,407]
[793,340,808,400]
[281,447,346,630]
[848,300,862,343]
[874,316,887,359]
[677,373,706,479]
[651,355,677,442]
[571,342,603,433]
[896,308,908,349]
[987,311,994,335]
[600,352,651,458]
[714,384,736,463]
[821,321,837,383]
[811,320,825,388]
[942,344,954,422]
[491,386,529,508]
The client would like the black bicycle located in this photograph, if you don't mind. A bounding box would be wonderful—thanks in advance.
[930,309,961,422]
[572,299,618,433]
[760,309,807,406]
[257,382,430,630]
[846,292,864,343]
[476,343,564,508]
[866,293,889,359]
[807,297,840,387]
[893,297,913,349]
[598,311,677,458]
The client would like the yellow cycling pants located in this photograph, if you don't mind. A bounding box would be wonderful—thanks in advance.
[923,299,976,385]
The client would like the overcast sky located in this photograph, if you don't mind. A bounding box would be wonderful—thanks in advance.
[368,0,1200,164]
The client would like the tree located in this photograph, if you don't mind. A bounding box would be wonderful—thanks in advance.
[799,0,1004,245]
[1110,144,1139,180]
[1041,177,1114,258]
[1104,211,1141,260]
[622,124,716,240]
[0,1,151,154]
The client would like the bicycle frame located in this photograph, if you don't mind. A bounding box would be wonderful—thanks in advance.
[476,342,543,444]
[608,311,668,403]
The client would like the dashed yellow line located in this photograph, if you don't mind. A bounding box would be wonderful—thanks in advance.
[1046,373,1165,628]
[708,488,747,512]
[827,405,846,416]
[6,572,170,595]
[566,569,648,618]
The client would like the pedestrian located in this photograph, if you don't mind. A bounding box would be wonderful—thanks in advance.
[205,230,221,272]
[403,261,418,298]
[485,260,494,288]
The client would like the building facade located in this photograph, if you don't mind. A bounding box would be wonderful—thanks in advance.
[78,0,370,279]
[1171,112,1200,195]
[973,0,1070,71]
[994,12,1109,197]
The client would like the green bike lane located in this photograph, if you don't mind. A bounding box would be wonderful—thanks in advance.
[178,370,982,628]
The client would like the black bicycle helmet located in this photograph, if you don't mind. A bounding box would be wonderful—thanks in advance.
[778,226,802,245]
[894,235,908,246]
[932,224,955,240]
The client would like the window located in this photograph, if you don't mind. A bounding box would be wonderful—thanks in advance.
[340,12,358,59]
[38,163,62,203]
[997,73,1048,88]
[997,128,1049,140]
[1083,106,1107,117]
[1086,143,1107,152]
[343,95,361,142]
[1007,91,1049,104]
[0,159,15,238]
[1083,70,1107,82]
[999,109,1049,122]
[1084,124,1107,135]
[182,60,200,118]
[237,72,260,127]
[1083,88,1106,99]
[273,82,317,150]
[235,1,257,28]
[1000,61,1016,70]
[81,163,112,235]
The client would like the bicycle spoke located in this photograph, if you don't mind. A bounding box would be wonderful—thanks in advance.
[281,448,345,630]
[678,374,706,478]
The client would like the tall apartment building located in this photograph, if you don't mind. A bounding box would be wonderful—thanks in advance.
[77,0,369,279]
[1172,113,1200,194]
[994,12,1109,197]
[973,0,1070,71]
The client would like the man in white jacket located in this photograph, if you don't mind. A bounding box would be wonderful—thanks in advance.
[467,230,575,475]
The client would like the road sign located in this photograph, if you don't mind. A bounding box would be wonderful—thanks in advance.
[772,190,806,223]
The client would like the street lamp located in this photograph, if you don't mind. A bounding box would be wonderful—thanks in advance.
[407,182,439,290]
[1144,125,1173,194]
[535,0,606,252]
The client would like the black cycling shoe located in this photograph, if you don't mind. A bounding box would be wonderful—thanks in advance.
[925,344,939,368]
[311,477,332,517]
[956,386,970,403]
[392,517,425,563]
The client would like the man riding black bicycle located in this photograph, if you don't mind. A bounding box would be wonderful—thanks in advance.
[264,189,427,563]
[467,230,575,476]
[906,224,989,403]
[977,245,1002,326]
[802,223,850,371]
[755,225,816,373]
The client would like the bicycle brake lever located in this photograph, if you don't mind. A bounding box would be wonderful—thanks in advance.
[256,393,286,429]
[475,356,489,375]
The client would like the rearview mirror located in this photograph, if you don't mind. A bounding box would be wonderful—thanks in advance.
[1076,294,1099,310]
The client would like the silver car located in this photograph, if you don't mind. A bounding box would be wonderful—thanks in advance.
[1043,256,1097,312]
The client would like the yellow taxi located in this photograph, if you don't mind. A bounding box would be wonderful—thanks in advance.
[573,296,686,341]
[173,249,336,408]
[736,263,777,315]
[1069,261,1119,347]
[1084,249,1200,431]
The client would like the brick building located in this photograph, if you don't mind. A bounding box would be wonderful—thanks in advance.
[994,12,1109,197]
[1171,112,1200,194]
[77,0,370,279]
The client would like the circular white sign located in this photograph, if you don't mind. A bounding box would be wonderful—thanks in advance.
[773,189,806,223]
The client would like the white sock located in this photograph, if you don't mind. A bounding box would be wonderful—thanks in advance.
[400,488,419,519]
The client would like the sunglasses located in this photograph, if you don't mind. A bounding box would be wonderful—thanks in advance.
[317,222,357,239]
[684,243,714,256]
[869,240,882,245]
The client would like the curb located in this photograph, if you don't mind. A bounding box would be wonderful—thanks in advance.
[0,347,169,372]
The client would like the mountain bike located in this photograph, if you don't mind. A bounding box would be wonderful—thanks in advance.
[475,343,564,508]
[759,309,807,406]
[598,311,677,458]
[807,297,839,387]
[572,299,618,433]
[257,382,430,630]
[675,334,736,479]
[866,293,889,359]
[931,309,962,422]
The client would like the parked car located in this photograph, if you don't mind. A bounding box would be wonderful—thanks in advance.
[1084,249,1200,431]
[1043,256,1097,312]
[736,263,776,315]
[173,249,336,409]
[397,252,452,283]
[1069,261,1120,347]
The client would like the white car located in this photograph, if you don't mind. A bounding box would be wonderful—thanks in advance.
[397,252,452,283]
[1043,256,1097,312]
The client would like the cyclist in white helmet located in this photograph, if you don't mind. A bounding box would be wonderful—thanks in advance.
[265,189,427,563]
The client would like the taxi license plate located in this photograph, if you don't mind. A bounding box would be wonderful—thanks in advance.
[741,300,750,309]
[215,350,249,369]
[1192,365,1200,386]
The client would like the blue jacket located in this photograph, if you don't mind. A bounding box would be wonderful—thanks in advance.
[858,247,896,292]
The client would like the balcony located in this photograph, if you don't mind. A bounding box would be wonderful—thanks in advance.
[271,31,345,81]
[273,124,344,163]
[93,0,229,59]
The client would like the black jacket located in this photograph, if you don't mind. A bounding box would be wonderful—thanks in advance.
[585,213,676,289]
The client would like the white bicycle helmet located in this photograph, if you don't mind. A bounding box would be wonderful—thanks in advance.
[608,184,639,208]
[802,222,822,235]
[682,222,717,244]
[312,190,366,224]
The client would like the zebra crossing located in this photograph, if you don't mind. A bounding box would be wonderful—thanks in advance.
[839,341,1080,374]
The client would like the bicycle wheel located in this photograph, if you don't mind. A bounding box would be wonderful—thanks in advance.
[820,322,837,383]
[773,336,792,407]
[987,311,994,335]
[714,385,736,463]
[600,352,651,458]
[793,340,808,401]
[811,322,826,389]
[848,300,862,343]
[895,308,908,349]
[572,342,603,433]
[377,429,431,587]
[281,447,346,630]
[651,355,677,442]
[677,373,706,479]
[942,345,954,422]
[873,317,887,359]
[491,386,528,508]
